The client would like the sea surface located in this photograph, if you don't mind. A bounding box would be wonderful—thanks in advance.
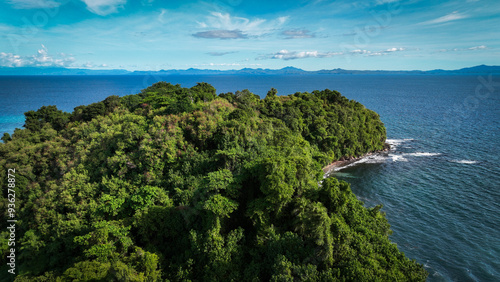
[1,74,499,281]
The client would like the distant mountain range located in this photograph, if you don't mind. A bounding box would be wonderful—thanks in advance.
[1,65,499,76]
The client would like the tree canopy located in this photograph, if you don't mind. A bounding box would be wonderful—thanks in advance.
[0,82,426,281]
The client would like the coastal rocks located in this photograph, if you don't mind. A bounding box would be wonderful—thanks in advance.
[322,143,390,176]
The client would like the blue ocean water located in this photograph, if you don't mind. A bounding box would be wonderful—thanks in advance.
[1,74,499,281]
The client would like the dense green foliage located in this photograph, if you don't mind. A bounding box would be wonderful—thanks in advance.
[0,82,427,281]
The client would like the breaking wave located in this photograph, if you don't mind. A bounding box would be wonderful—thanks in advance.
[449,159,478,164]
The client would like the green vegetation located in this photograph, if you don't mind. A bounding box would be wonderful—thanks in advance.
[0,82,427,281]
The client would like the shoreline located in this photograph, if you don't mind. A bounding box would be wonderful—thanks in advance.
[322,143,390,177]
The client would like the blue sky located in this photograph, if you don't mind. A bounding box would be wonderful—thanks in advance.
[0,0,499,71]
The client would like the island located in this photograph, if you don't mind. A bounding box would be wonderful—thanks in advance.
[0,82,427,281]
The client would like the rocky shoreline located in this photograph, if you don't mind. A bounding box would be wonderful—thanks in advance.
[322,142,390,177]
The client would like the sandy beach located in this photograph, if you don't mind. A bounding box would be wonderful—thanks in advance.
[322,143,390,176]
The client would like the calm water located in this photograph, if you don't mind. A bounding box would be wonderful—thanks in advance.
[1,74,499,281]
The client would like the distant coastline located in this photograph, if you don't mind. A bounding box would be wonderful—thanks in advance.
[0,64,499,76]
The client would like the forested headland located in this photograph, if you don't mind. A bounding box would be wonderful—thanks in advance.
[0,82,427,281]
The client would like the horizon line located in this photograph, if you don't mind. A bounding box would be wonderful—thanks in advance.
[0,64,498,74]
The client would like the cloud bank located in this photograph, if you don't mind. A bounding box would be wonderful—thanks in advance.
[261,47,407,60]
[0,45,75,67]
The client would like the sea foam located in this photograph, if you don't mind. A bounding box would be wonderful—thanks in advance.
[406,152,442,157]
[450,159,478,164]
[389,154,408,162]
[386,138,414,150]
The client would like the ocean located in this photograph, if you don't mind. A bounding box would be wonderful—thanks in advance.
[1,74,499,281]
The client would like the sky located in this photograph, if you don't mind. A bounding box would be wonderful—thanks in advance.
[0,0,499,71]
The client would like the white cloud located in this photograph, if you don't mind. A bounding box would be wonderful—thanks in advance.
[202,12,266,31]
[81,62,94,68]
[75,63,110,68]
[260,47,407,60]
[207,51,238,56]
[365,47,406,56]
[348,47,406,56]
[7,0,62,9]
[281,29,315,39]
[158,9,167,23]
[468,45,487,50]
[193,30,247,39]
[81,0,127,16]
[438,45,488,52]
[350,49,370,55]
[195,12,287,38]
[277,16,289,25]
[420,11,468,25]
[262,49,343,60]
[385,47,405,52]
[0,45,75,67]
[0,53,23,67]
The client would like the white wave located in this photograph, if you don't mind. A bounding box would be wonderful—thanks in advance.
[328,154,388,173]
[406,152,441,157]
[386,138,414,150]
[386,138,414,145]
[363,155,387,164]
[331,162,359,172]
[331,151,413,173]
[389,154,408,162]
[450,159,478,164]
[329,150,441,174]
